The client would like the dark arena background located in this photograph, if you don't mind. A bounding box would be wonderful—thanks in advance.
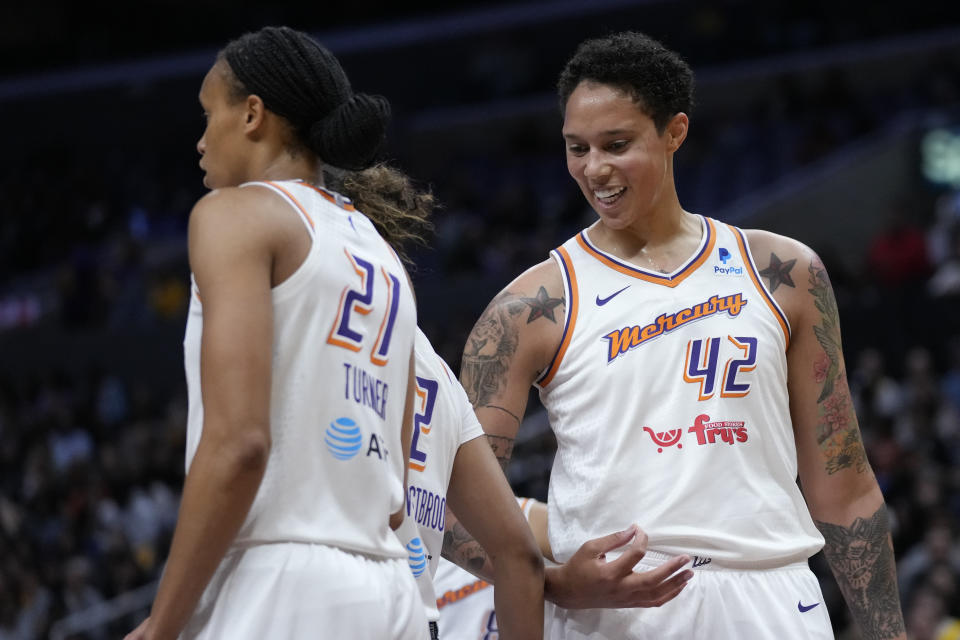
[2,1,960,637]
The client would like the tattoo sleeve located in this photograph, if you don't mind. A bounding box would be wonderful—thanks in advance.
[460,292,526,410]
[442,519,490,577]
[816,506,905,639]
[808,258,868,475]
[485,434,515,474]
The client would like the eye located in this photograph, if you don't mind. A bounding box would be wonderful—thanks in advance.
[567,144,588,156]
[607,140,629,152]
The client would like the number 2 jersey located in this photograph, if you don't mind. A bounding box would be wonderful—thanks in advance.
[394,328,484,621]
[183,180,416,560]
[537,216,824,568]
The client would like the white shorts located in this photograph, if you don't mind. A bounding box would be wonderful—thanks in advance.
[182,542,428,640]
[548,551,832,640]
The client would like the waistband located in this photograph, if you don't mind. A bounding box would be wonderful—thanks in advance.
[637,549,811,573]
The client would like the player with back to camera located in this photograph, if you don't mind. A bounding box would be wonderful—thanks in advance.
[123,25,540,640]
[452,31,907,639]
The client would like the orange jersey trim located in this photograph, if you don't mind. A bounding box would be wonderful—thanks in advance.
[537,246,579,387]
[263,181,316,230]
[575,217,717,288]
[727,224,791,350]
[302,182,357,211]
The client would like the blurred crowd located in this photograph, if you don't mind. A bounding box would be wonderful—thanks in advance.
[2,5,960,638]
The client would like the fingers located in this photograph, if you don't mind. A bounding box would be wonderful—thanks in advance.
[605,527,656,575]
[619,564,694,608]
[579,523,639,558]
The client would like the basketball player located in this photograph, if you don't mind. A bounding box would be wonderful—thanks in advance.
[123,26,543,640]
[392,329,546,639]
[453,32,907,639]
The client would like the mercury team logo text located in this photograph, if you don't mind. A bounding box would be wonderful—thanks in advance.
[602,293,748,363]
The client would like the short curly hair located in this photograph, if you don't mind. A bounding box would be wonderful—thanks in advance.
[557,31,695,133]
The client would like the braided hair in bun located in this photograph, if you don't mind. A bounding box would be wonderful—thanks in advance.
[220,26,389,170]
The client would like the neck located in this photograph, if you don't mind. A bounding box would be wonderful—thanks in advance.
[587,204,702,273]
[244,139,324,186]
[257,154,323,186]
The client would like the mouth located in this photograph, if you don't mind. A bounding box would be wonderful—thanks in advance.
[593,186,626,207]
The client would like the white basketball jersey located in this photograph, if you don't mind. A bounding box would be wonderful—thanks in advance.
[434,558,497,640]
[183,180,416,559]
[396,328,484,621]
[537,216,824,568]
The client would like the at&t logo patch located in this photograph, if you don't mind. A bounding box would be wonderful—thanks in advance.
[406,537,427,578]
[325,417,363,460]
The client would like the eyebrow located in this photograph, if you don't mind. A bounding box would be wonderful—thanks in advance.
[563,128,632,140]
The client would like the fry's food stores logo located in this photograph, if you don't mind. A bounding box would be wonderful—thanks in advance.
[643,414,747,453]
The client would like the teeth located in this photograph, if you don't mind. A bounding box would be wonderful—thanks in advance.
[595,187,625,199]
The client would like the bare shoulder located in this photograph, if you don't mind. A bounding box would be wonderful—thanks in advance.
[189,185,292,234]
[461,257,566,403]
[478,257,565,339]
[188,186,300,259]
[742,228,825,324]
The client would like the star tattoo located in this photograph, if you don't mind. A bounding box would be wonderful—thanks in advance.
[759,253,797,292]
[520,286,563,323]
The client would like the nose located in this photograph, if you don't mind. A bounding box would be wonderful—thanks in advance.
[197,135,206,156]
[582,150,610,182]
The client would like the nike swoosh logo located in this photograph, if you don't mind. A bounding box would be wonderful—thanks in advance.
[797,601,820,613]
[596,286,630,306]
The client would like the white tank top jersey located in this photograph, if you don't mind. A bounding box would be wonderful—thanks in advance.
[183,180,416,559]
[537,216,824,568]
[434,557,497,640]
[395,328,484,621]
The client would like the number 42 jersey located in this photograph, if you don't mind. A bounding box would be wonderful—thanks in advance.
[537,216,823,568]
[183,180,416,560]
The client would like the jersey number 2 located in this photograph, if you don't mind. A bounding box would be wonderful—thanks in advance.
[408,376,438,472]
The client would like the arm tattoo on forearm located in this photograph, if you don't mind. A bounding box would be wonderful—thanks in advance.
[815,506,905,639]
[808,258,868,474]
[442,520,489,575]
[460,292,526,408]
[485,434,515,474]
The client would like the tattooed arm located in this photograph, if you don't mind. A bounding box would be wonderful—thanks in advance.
[448,260,692,609]
[749,231,906,640]
[446,260,565,577]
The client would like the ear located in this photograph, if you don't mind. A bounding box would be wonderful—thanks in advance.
[242,94,267,135]
[664,112,689,152]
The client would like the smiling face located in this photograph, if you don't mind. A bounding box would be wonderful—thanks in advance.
[562,81,687,230]
[196,62,253,189]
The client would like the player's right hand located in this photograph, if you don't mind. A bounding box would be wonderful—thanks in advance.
[544,524,693,609]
